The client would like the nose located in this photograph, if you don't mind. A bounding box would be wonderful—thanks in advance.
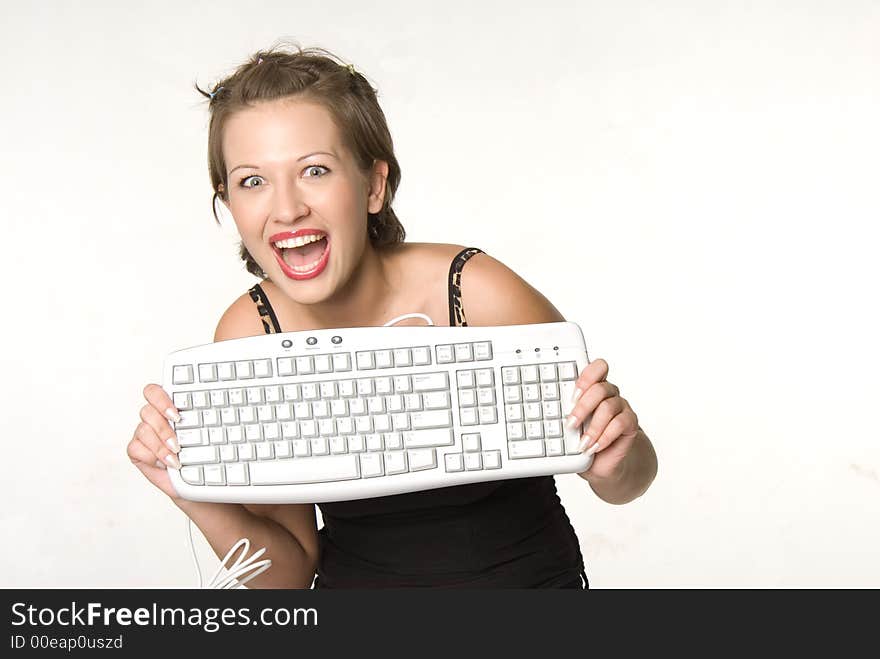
[270,181,309,223]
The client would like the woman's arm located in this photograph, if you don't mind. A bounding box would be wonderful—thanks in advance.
[458,250,658,503]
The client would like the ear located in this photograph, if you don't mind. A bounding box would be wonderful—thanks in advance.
[366,160,389,215]
[217,183,230,208]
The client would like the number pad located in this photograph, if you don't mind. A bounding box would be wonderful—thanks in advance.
[502,361,580,458]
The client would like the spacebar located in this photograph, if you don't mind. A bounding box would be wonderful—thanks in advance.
[249,455,361,485]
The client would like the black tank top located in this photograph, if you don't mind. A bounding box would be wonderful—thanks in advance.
[247,247,588,588]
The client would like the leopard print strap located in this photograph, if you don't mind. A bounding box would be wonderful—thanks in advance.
[248,283,282,334]
[448,247,484,327]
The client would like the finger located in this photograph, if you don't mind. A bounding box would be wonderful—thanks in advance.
[133,420,181,469]
[571,358,609,404]
[583,408,638,456]
[564,380,620,431]
[576,396,625,450]
[139,402,181,455]
[127,435,168,470]
[143,383,182,424]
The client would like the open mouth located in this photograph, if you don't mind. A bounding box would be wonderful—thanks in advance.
[272,232,331,279]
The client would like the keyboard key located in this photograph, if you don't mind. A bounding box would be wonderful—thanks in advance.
[545,438,564,456]
[198,363,217,382]
[179,446,219,465]
[444,453,463,472]
[475,369,494,387]
[412,372,449,392]
[504,404,523,422]
[374,377,392,395]
[235,361,254,379]
[539,364,557,382]
[478,406,497,424]
[424,391,451,410]
[217,362,235,381]
[524,403,543,421]
[256,443,274,460]
[523,385,541,402]
[462,433,481,452]
[177,428,206,447]
[403,428,454,448]
[225,464,248,485]
[393,348,411,367]
[254,359,272,378]
[464,452,482,470]
[474,342,493,360]
[477,388,495,406]
[460,408,479,426]
[332,352,352,371]
[501,367,520,385]
[393,376,412,393]
[541,383,560,401]
[503,387,521,404]
[360,453,384,478]
[454,343,474,362]
[558,362,578,380]
[173,365,194,385]
[410,410,452,430]
[526,421,544,439]
[509,439,545,459]
[176,410,201,429]
[456,371,475,388]
[482,450,501,469]
[407,448,437,471]
[507,422,525,440]
[314,354,332,373]
[173,392,192,410]
[375,350,393,368]
[211,390,228,407]
[411,346,431,365]
[249,455,361,485]
[277,358,295,377]
[520,365,539,383]
[459,389,476,407]
[356,351,375,369]
[192,391,209,409]
[435,345,454,363]
[385,451,407,475]
[295,356,314,375]
[310,437,329,455]
[180,465,203,485]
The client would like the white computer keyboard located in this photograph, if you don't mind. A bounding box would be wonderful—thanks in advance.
[163,321,593,503]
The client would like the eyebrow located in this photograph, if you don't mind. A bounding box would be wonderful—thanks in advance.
[228,151,338,176]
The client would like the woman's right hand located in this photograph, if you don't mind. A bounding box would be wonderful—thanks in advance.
[127,383,184,501]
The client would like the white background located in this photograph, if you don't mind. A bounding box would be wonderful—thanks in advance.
[1,0,878,588]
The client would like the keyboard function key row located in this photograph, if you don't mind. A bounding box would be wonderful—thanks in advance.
[355,346,432,371]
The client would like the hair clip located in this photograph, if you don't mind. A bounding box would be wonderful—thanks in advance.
[209,86,224,100]
[257,57,263,64]
[346,64,356,75]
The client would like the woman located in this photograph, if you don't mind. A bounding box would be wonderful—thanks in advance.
[126,45,658,588]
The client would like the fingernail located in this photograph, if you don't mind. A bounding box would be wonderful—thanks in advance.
[585,440,602,457]
[164,453,181,469]
[166,436,180,453]
[154,459,167,469]
[571,387,584,404]
[565,415,579,430]
[165,407,182,423]
[577,435,592,453]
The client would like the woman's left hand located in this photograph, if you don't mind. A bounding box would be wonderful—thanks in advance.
[564,358,640,481]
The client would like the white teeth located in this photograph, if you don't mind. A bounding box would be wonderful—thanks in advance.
[274,233,326,249]
[290,257,324,272]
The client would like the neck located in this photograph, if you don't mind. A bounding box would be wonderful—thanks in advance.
[295,242,398,329]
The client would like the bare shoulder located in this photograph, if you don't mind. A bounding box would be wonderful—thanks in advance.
[456,248,566,326]
[213,288,267,342]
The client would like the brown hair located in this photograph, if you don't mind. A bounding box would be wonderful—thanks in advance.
[195,43,405,279]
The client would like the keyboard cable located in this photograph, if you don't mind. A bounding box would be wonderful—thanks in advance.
[184,310,435,587]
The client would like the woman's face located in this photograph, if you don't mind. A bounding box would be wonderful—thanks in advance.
[221,98,386,304]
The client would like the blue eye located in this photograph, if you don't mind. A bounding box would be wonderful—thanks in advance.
[240,175,265,189]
